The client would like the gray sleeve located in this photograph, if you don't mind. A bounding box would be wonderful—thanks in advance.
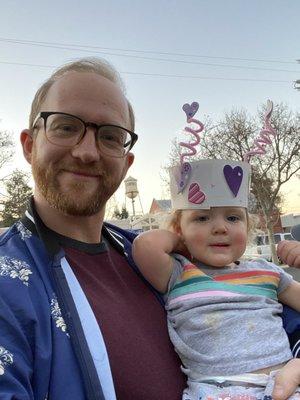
[260,260,294,293]
[275,265,294,294]
[163,254,187,300]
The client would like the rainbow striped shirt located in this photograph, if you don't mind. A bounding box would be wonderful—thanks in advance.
[165,255,293,377]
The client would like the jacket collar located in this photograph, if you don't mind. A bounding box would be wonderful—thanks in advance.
[21,196,126,256]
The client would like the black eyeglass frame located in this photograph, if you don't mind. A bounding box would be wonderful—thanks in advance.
[32,111,138,157]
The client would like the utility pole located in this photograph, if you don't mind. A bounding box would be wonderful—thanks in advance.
[295,60,300,90]
[294,79,300,90]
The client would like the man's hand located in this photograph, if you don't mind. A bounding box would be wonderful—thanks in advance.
[273,359,300,400]
[277,241,300,268]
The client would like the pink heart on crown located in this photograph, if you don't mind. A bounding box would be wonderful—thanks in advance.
[188,183,206,204]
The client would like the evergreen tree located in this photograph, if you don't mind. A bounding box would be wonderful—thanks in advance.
[113,205,129,220]
[120,206,129,219]
[1,170,32,226]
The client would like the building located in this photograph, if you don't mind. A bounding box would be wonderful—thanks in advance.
[281,213,300,233]
[106,199,172,232]
[149,199,171,214]
[256,210,283,234]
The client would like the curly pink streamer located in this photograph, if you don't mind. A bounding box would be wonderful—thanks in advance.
[243,100,277,163]
[180,117,204,165]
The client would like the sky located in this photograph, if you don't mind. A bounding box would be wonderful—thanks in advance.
[0,0,299,215]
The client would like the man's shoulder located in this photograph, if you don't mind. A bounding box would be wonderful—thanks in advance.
[0,223,22,247]
[104,222,138,244]
[0,221,47,287]
[0,221,34,249]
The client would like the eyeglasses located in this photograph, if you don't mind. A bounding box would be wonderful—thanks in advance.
[32,111,138,158]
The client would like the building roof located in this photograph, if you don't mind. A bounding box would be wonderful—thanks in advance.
[154,199,171,211]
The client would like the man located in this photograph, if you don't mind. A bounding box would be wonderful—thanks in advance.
[0,57,300,400]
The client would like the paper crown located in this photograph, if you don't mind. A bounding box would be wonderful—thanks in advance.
[169,100,276,211]
[169,159,251,210]
[169,100,276,210]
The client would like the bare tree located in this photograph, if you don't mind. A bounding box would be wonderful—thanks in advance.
[0,128,14,170]
[165,103,300,263]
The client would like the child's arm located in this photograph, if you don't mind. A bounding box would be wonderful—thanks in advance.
[278,280,300,312]
[277,241,300,268]
[132,229,182,293]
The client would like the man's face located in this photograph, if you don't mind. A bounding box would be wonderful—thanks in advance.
[27,72,134,216]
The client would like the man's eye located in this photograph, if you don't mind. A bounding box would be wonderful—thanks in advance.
[101,133,120,143]
[61,124,77,131]
[99,128,126,147]
[53,124,79,133]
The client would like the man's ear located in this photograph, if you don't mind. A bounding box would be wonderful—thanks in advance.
[121,152,134,179]
[20,129,34,165]
[126,152,134,168]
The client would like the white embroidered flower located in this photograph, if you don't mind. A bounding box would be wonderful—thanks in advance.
[50,298,69,336]
[0,346,13,375]
[15,221,32,240]
[0,256,32,286]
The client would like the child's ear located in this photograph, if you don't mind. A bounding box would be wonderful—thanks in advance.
[174,224,183,237]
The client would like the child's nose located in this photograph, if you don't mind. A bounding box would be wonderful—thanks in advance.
[212,219,228,234]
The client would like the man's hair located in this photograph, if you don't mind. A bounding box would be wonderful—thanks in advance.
[29,57,135,130]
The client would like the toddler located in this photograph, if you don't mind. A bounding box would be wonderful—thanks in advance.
[133,102,300,400]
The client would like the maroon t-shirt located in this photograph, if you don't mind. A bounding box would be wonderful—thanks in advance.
[60,236,186,399]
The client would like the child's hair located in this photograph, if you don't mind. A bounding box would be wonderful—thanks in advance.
[165,208,258,245]
[164,210,183,233]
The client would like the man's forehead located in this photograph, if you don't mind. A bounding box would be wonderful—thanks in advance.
[50,72,122,96]
[40,71,130,123]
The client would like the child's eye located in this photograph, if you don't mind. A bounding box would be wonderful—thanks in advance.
[227,215,240,222]
[196,215,209,222]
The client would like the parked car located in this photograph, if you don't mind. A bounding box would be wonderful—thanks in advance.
[291,224,300,241]
[255,232,293,261]
[242,244,261,260]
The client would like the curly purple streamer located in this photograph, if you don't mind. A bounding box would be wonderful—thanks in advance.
[243,100,277,163]
[180,116,204,165]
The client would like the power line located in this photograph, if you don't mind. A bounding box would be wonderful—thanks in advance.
[0,38,299,74]
[0,60,292,83]
[0,60,55,69]
[0,37,297,65]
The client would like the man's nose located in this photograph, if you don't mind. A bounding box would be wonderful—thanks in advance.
[71,128,100,163]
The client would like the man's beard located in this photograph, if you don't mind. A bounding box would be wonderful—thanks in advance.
[31,154,123,217]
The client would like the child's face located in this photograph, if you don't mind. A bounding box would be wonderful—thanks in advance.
[179,207,248,267]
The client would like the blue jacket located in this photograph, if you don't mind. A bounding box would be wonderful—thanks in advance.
[0,206,299,399]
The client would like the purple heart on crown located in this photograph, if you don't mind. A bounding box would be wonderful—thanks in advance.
[182,102,199,119]
[223,165,243,197]
[176,162,191,193]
